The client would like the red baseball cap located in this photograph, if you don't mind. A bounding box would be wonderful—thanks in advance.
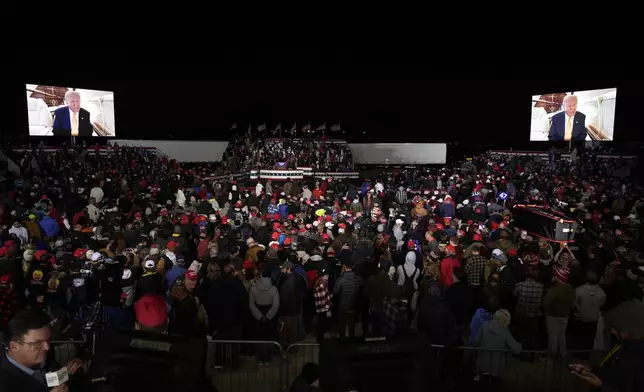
[185,270,198,281]
[508,248,518,257]
[134,295,167,328]
[243,260,253,270]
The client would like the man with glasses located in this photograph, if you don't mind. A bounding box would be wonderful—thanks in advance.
[0,309,84,392]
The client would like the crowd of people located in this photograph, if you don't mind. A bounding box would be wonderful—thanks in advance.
[0,143,642,391]
[223,135,354,173]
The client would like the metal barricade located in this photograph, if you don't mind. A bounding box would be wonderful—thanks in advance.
[285,343,320,387]
[282,342,595,392]
[50,340,88,366]
[206,339,284,392]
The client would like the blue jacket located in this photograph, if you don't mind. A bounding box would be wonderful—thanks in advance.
[439,202,455,218]
[165,266,187,290]
[278,203,289,219]
[361,182,370,196]
[468,308,493,345]
[39,216,59,237]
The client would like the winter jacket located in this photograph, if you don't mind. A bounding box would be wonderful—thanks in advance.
[596,340,644,392]
[417,294,454,345]
[39,216,59,238]
[87,204,100,223]
[249,277,280,320]
[201,275,247,332]
[25,220,42,239]
[278,203,289,219]
[474,320,522,377]
[574,283,606,322]
[365,270,399,311]
[8,226,28,245]
[440,256,461,288]
[246,244,264,265]
[350,201,364,215]
[333,270,363,312]
[445,281,473,326]
[439,202,455,218]
[468,308,493,345]
[397,252,420,291]
[543,282,575,317]
[277,273,305,316]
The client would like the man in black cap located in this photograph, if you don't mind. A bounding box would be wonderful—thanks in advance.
[569,299,644,391]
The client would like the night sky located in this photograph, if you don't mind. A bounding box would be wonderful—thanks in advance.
[8,50,642,149]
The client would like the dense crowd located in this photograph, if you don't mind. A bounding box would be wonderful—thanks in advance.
[0,144,643,391]
[224,136,353,172]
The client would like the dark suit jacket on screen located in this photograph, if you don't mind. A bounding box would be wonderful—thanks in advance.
[548,111,587,141]
[52,107,93,137]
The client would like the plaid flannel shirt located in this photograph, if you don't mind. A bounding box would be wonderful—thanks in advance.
[513,278,544,317]
[314,276,332,313]
[465,254,488,287]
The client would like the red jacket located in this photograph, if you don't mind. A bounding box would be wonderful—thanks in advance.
[440,256,461,288]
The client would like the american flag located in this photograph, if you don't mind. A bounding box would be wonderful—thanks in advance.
[330,123,341,132]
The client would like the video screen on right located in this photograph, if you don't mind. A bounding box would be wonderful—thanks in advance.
[530,88,617,141]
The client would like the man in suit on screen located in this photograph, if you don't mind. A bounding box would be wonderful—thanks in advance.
[52,90,93,137]
[548,95,587,141]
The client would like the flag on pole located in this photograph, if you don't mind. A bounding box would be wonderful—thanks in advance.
[274,122,282,136]
[290,122,297,136]
[257,123,267,132]
[230,122,238,130]
[315,122,327,131]
[330,123,341,132]
[302,122,311,132]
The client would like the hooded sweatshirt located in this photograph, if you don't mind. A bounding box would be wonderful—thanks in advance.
[9,225,28,245]
[249,277,280,320]
[396,252,420,290]
[574,283,606,322]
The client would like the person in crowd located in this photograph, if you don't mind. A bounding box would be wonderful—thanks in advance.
[570,271,606,352]
[445,266,472,342]
[543,267,575,356]
[365,260,399,336]
[0,140,643,390]
[249,269,280,364]
[418,281,454,345]
[169,273,205,337]
[313,268,332,343]
[569,299,644,392]
[276,260,306,346]
[513,266,544,350]
[474,309,522,387]
[334,258,363,338]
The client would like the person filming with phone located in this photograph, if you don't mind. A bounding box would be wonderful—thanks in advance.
[568,299,644,392]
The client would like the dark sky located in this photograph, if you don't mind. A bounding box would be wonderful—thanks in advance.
[9,50,642,148]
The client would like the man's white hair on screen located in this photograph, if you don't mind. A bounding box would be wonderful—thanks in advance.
[562,95,578,105]
[64,90,81,102]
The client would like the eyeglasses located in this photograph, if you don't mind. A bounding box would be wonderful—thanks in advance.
[19,339,50,349]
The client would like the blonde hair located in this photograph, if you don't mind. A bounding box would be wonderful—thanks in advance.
[562,95,578,106]
[493,309,511,328]
[64,90,81,102]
